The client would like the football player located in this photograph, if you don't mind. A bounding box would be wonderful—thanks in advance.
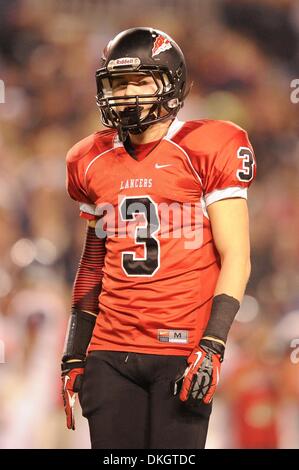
[61,27,256,448]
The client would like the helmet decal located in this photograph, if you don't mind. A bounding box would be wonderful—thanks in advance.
[152,35,172,57]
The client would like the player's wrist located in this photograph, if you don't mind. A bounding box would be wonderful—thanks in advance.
[62,308,96,365]
[199,338,225,361]
[61,358,85,373]
[201,335,226,347]
[203,293,240,344]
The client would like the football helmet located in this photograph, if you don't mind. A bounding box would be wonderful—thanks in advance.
[95,27,189,141]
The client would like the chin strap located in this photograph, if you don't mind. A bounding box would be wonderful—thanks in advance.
[116,124,129,142]
[116,103,160,141]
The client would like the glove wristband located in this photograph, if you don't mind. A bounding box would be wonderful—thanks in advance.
[199,338,225,362]
[61,359,85,373]
[203,293,240,344]
[62,308,96,362]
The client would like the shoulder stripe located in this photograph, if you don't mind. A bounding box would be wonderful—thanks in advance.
[84,147,114,186]
[164,138,203,187]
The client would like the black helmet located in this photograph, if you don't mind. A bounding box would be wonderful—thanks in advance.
[95,27,188,141]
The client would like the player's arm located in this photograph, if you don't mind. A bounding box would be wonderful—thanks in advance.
[199,197,250,349]
[61,219,106,430]
[174,124,256,407]
[174,199,250,406]
[208,197,251,301]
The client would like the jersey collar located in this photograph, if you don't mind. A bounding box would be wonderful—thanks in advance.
[112,117,185,149]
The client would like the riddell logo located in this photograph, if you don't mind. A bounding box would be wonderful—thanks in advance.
[107,57,141,71]
[116,58,135,65]
[152,35,172,57]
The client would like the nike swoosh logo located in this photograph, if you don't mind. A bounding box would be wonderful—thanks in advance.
[192,351,202,369]
[64,375,70,390]
[155,163,172,169]
[67,390,76,408]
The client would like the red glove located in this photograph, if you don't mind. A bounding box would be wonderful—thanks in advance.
[173,339,224,405]
[61,361,85,430]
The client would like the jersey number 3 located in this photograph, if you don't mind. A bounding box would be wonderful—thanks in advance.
[119,196,160,277]
[237,146,255,182]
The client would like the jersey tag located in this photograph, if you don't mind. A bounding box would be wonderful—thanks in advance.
[158,329,188,343]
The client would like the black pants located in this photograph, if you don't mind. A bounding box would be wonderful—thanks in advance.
[79,350,212,449]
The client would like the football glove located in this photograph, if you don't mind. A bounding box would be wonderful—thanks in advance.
[173,338,225,406]
[61,360,85,430]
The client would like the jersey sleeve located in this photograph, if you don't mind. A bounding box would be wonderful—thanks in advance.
[202,127,256,207]
[66,147,98,221]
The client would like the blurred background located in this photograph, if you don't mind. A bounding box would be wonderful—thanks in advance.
[0,0,299,449]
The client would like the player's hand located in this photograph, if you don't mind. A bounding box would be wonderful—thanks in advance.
[61,360,85,430]
[173,338,224,406]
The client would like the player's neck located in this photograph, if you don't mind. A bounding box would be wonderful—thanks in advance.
[128,118,173,146]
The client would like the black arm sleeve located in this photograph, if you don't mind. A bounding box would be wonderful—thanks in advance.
[62,225,106,362]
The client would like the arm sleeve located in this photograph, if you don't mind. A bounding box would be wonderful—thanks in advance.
[203,129,256,207]
[66,153,98,221]
[71,224,106,314]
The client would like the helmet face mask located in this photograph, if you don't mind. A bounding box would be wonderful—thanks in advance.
[95,27,188,140]
[96,67,178,134]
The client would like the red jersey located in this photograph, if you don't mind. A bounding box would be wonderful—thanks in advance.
[66,118,256,356]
